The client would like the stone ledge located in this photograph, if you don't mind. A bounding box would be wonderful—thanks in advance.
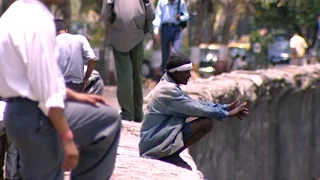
[182,64,320,180]
[64,121,202,180]
[182,64,320,103]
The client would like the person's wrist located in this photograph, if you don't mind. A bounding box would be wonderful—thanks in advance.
[60,130,74,141]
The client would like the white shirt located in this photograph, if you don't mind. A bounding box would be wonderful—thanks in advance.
[0,0,66,116]
[290,34,308,57]
[56,33,97,84]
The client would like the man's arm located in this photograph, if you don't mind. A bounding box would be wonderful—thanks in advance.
[179,0,189,22]
[80,35,97,85]
[25,26,80,170]
[84,60,96,84]
[101,0,116,25]
[200,101,229,110]
[160,87,229,121]
[153,0,162,35]
[143,0,155,34]
[66,88,108,107]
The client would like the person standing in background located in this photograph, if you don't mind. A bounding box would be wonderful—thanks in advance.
[290,30,308,66]
[101,0,155,122]
[54,19,98,92]
[153,0,189,74]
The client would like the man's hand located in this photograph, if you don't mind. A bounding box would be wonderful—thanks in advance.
[176,14,180,21]
[226,100,240,111]
[227,102,249,120]
[61,139,79,171]
[83,79,89,91]
[66,88,108,107]
[73,93,109,107]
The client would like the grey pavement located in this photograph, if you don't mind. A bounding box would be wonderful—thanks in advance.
[102,86,151,110]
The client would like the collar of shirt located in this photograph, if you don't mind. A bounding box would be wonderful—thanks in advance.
[163,0,178,6]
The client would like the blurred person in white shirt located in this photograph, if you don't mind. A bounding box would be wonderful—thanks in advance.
[290,30,308,66]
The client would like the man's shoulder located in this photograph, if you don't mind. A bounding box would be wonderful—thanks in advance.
[73,34,90,43]
[154,81,182,96]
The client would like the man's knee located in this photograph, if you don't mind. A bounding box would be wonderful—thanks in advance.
[98,106,121,131]
[199,118,213,133]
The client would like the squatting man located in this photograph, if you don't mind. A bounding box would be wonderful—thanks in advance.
[139,53,249,170]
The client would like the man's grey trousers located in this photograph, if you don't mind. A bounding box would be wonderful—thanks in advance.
[4,99,121,180]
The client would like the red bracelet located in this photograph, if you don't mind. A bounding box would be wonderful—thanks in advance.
[60,130,74,141]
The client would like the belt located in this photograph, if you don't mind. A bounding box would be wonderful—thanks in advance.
[162,22,179,27]
[5,97,37,103]
[66,82,82,85]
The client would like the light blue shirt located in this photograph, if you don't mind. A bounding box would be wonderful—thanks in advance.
[139,73,229,159]
[56,33,97,84]
[153,0,189,34]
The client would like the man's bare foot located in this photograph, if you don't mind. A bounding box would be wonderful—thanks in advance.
[159,154,192,170]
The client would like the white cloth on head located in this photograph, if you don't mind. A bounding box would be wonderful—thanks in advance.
[167,63,193,73]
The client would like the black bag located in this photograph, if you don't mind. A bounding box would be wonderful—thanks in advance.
[177,0,187,29]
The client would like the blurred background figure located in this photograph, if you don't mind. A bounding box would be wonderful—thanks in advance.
[153,0,189,74]
[232,55,248,71]
[289,30,308,66]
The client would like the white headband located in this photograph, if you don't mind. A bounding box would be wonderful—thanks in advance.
[168,63,193,73]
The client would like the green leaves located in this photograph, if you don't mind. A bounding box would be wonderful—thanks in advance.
[253,0,320,32]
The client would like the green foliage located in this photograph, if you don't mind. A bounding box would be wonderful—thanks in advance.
[80,0,102,14]
[253,0,320,32]
[89,24,104,48]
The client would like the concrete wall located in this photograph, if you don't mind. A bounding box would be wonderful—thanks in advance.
[182,65,320,180]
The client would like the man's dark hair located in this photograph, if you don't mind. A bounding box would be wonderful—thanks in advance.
[54,19,67,32]
[166,53,191,71]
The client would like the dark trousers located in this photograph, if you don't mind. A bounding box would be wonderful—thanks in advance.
[0,122,21,180]
[66,82,83,93]
[160,24,182,73]
[4,99,121,180]
[84,77,104,96]
[113,41,144,121]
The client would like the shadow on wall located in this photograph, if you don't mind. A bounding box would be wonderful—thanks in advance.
[182,65,320,180]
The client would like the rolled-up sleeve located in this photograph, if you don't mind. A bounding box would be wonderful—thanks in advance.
[25,21,66,115]
[79,35,96,61]
[200,101,229,110]
[179,0,189,22]
[162,87,229,121]
[153,0,162,34]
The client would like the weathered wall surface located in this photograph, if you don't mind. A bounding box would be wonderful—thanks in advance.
[181,65,320,180]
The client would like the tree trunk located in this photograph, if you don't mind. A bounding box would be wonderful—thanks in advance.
[207,3,217,43]
[59,0,72,29]
[216,12,234,75]
[236,15,250,37]
[190,0,206,70]
[192,0,205,46]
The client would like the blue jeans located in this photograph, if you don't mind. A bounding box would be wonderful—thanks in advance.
[160,24,182,73]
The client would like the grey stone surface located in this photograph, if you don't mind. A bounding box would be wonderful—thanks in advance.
[178,65,320,180]
[64,121,202,180]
